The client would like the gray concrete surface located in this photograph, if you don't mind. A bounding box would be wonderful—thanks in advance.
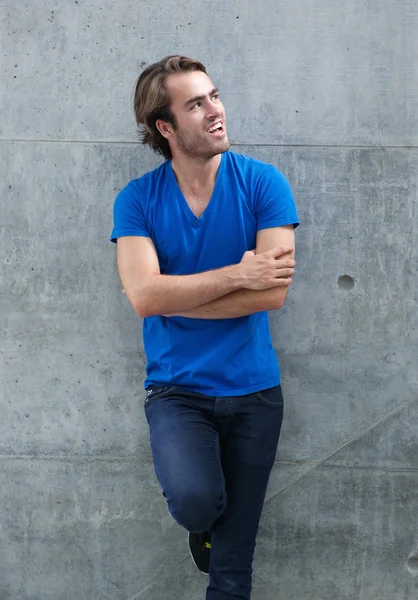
[1,1,417,599]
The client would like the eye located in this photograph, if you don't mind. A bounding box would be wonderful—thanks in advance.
[212,93,219,101]
[191,101,201,110]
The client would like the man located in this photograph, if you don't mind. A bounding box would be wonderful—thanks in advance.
[111,55,299,600]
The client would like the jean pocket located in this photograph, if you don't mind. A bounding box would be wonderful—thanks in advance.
[144,385,177,407]
[256,385,284,408]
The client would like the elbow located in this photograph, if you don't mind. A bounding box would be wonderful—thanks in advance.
[268,289,288,311]
[131,276,161,318]
[277,298,286,310]
[270,298,285,311]
[135,307,151,319]
[129,290,155,319]
[258,297,285,313]
[134,300,155,319]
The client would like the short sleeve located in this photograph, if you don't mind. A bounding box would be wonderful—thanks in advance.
[256,166,300,231]
[110,181,150,243]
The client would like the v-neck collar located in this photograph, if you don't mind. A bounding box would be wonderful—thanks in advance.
[168,153,226,228]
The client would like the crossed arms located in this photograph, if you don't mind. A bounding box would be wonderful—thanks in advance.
[117,225,296,320]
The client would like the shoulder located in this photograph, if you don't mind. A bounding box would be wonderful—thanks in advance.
[114,161,168,211]
[224,151,283,178]
[224,151,288,191]
[224,150,271,173]
[116,160,170,205]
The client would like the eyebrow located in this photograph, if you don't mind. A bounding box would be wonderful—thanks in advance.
[184,88,219,108]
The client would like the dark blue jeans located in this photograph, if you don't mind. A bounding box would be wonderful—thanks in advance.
[144,384,284,600]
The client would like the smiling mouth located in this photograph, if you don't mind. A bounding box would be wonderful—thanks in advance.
[207,121,224,135]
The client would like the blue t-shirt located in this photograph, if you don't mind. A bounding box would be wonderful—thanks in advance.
[111,151,299,396]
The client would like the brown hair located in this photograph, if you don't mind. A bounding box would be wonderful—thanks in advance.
[133,56,207,160]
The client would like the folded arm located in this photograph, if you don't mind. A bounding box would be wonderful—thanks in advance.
[166,225,296,319]
[116,233,294,318]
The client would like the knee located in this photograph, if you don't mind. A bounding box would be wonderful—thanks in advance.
[167,488,226,532]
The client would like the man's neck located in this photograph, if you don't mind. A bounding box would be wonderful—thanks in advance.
[171,153,222,194]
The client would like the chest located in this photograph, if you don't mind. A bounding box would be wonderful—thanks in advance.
[182,188,214,219]
[150,189,257,275]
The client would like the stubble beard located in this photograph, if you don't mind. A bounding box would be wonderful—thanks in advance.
[175,129,230,161]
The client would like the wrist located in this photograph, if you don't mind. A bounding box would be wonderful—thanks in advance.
[224,264,246,291]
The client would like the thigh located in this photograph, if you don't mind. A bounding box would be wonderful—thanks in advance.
[145,388,225,503]
[223,384,284,469]
[213,385,284,538]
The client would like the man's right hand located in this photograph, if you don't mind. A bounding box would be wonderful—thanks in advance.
[238,247,296,290]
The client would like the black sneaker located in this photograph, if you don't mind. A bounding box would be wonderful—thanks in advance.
[188,531,211,574]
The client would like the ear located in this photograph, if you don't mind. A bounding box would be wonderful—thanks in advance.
[155,119,174,140]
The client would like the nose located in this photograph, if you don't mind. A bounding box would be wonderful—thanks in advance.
[206,99,223,120]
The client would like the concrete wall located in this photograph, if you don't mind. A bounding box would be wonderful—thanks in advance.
[1,1,417,598]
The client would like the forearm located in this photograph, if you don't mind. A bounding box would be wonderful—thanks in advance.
[118,236,295,319]
[131,264,244,318]
[167,286,290,319]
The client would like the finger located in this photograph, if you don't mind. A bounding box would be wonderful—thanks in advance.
[273,277,292,286]
[275,268,295,277]
[274,259,296,269]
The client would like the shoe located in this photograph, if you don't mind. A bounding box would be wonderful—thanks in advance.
[188,531,211,574]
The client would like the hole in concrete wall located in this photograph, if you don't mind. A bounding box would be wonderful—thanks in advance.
[338,275,355,290]
[406,540,418,577]
[406,556,418,576]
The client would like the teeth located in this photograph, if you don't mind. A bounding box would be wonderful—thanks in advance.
[208,122,222,133]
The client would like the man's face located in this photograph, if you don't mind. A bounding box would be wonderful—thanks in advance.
[163,71,230,160]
